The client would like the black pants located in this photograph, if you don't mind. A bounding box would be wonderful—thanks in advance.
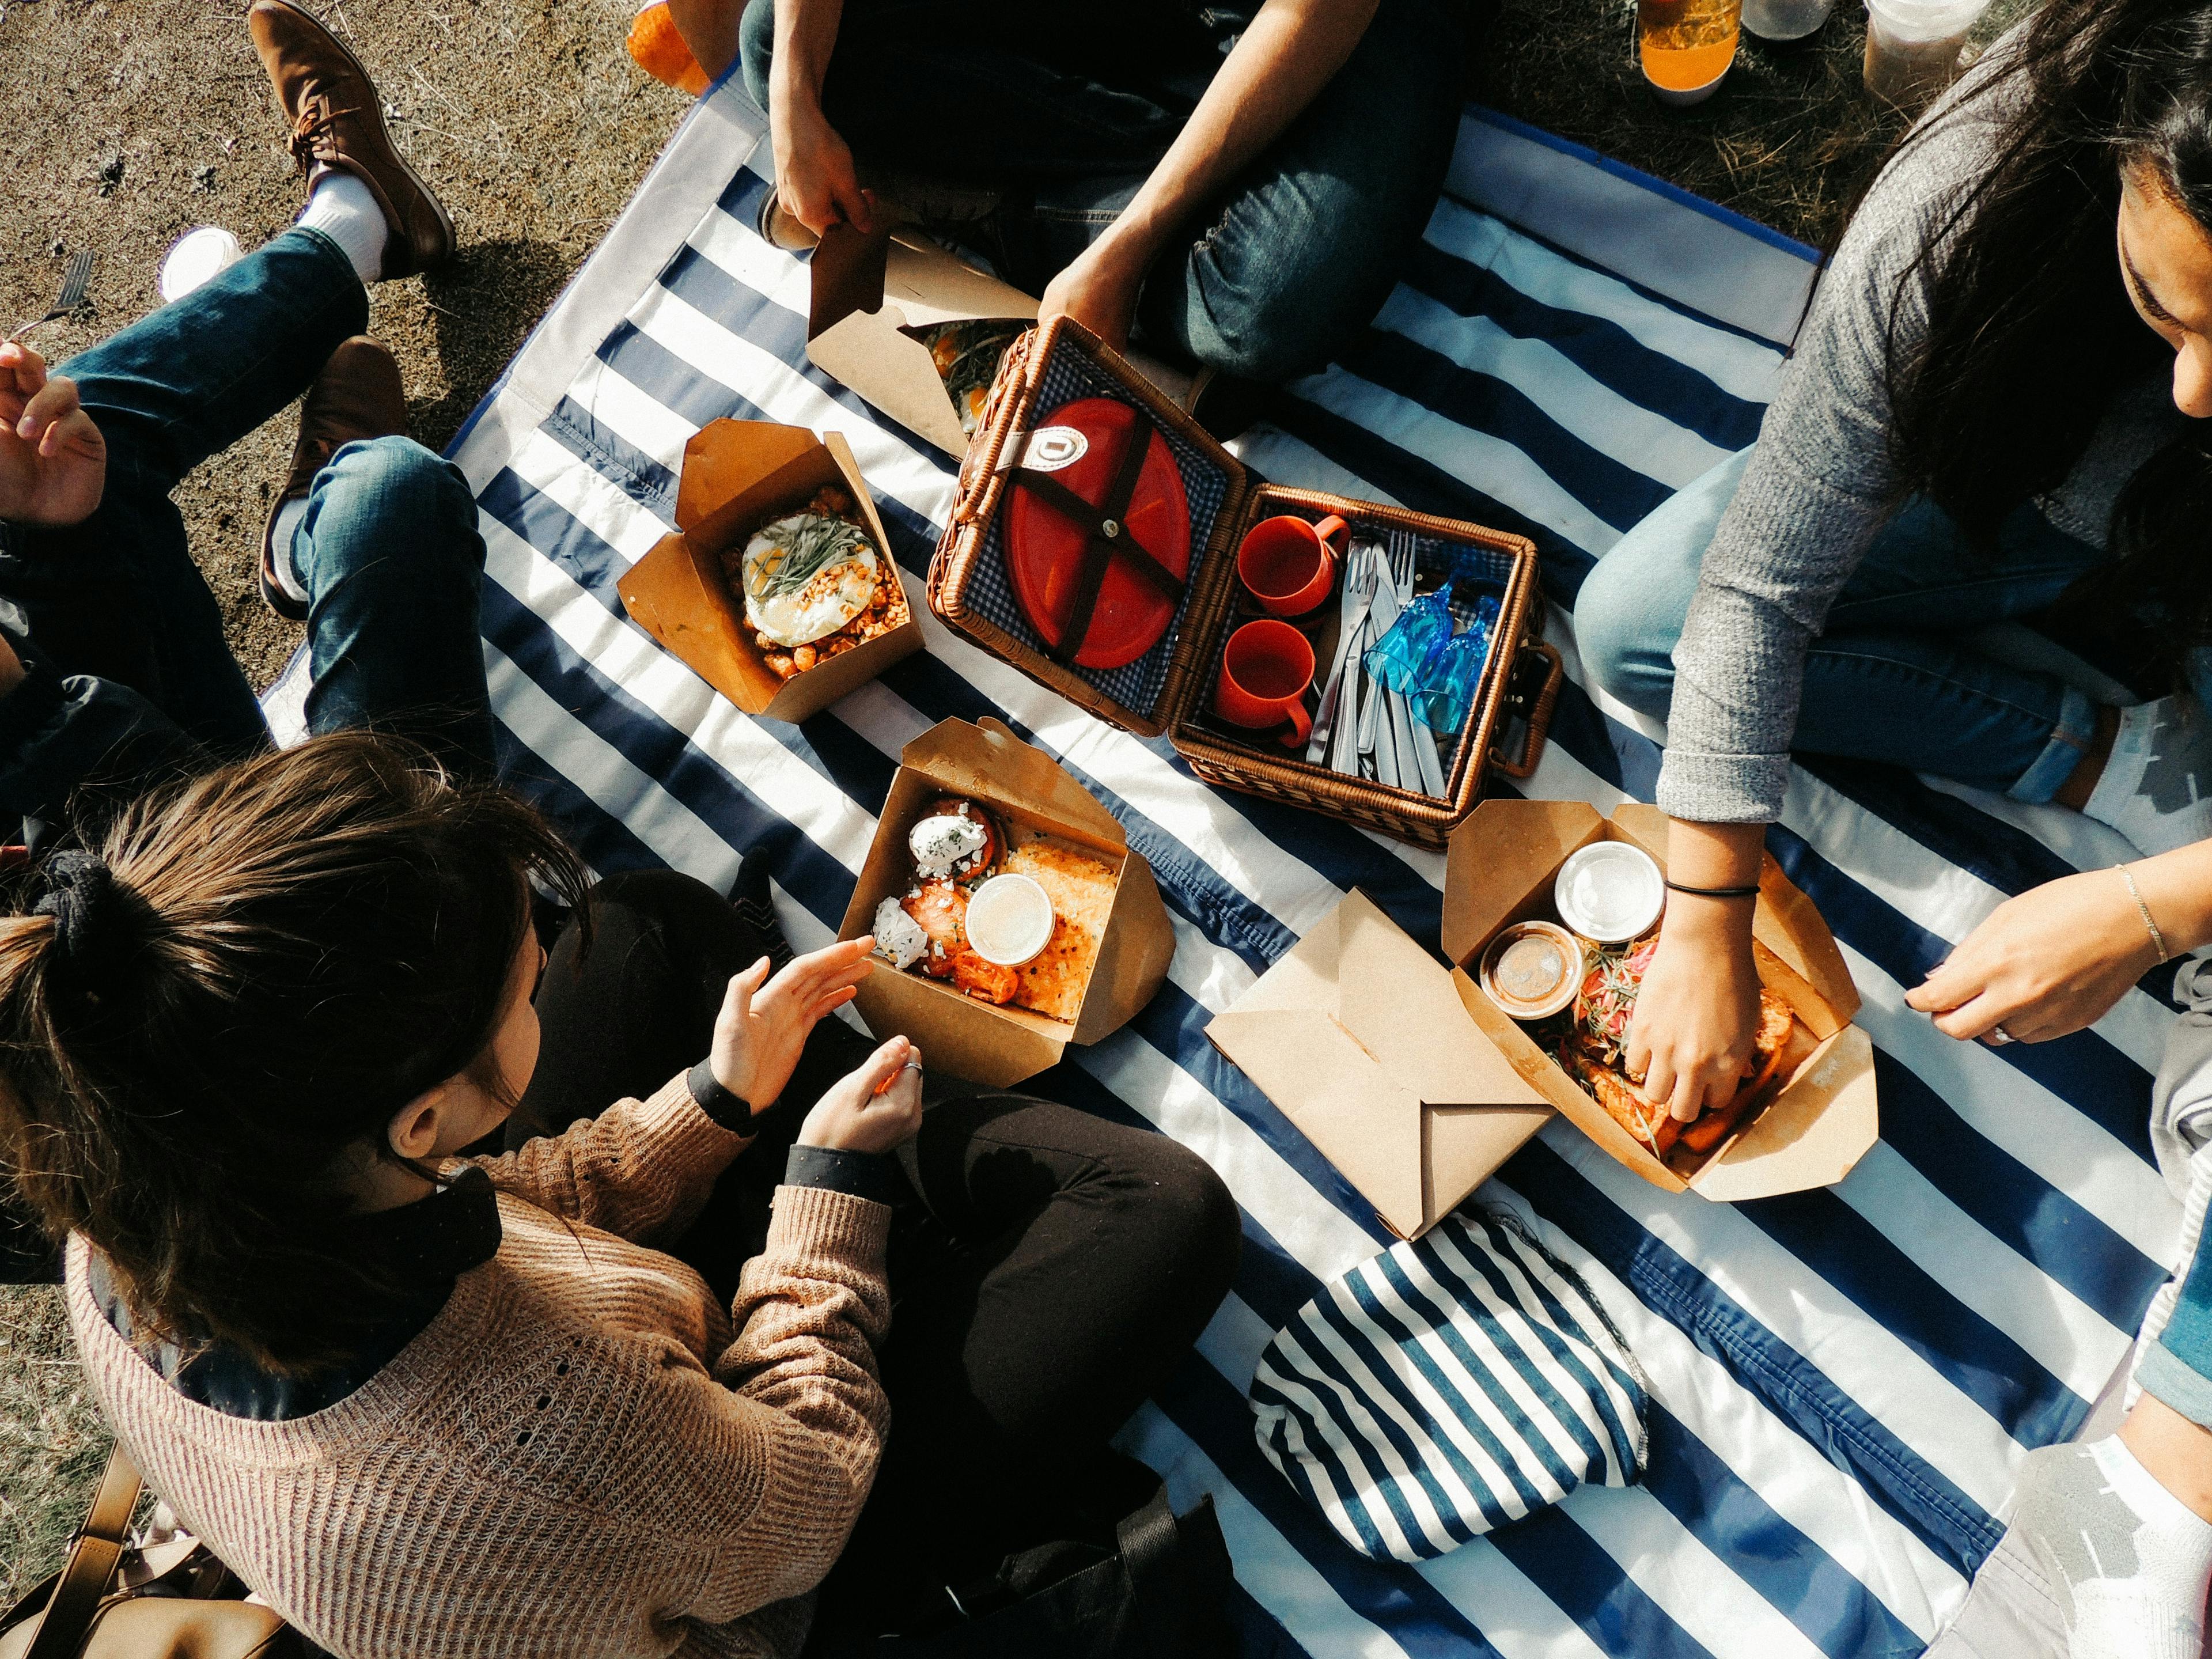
[519,868,1242,1641]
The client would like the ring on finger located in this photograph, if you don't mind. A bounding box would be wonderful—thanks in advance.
[1985,1022,2017,1047]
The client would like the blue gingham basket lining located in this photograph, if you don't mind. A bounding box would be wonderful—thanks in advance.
[969,344,1231,715]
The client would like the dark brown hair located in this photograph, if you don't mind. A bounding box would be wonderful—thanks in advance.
[0,732,590,1374]
[1885,0,2212,679]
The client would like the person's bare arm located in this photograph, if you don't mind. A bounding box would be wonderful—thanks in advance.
[1039,0,1382,348]
[1625,819,1767,1123]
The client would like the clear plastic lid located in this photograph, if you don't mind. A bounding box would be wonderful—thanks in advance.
[1553,842,1665,945]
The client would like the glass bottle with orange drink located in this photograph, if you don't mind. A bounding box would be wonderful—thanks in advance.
[1638,0,1742,104]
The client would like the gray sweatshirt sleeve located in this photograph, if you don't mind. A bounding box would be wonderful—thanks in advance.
[1654,69,2014,824]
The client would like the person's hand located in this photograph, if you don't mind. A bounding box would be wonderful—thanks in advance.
[710,935,877,1113]
[771,96,876,237]
[799,1033,924,1155]
[1906,868,2158,1044]
[1625,910,1763,1122]
[1037,237,1149,353]
[0,342,105,528]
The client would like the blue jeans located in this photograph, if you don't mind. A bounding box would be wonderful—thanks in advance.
[0,226,494,838]
[737,0,1467,383]
[1574,448,2134,802]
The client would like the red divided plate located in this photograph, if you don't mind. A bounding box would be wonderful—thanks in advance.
[1005,397,1192,671]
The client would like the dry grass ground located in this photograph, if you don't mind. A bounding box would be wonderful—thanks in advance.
[0,0,2037,1606]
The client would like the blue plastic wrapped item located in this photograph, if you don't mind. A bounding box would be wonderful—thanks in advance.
[1363,582,1456,694]
[1411,589,1501,733]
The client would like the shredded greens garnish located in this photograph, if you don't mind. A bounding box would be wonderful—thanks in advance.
[749,513,871,601]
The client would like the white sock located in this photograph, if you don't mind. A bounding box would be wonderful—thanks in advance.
[2013,1437,2212,1659]
[268,498,310,605]
[296,172,388,285]
[2082,694,2212,857]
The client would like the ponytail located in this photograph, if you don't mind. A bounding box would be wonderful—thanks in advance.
[0,732,590,1374]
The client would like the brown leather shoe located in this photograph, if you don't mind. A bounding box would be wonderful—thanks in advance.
[248,0,454,280]
[260,337,407,622]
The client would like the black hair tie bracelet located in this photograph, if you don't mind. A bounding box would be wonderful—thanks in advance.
[1664,880,1761,900]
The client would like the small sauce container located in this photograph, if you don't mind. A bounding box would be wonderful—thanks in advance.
[1478,921,1585,1021]
[964,873,1056,967]
[1554,842,1665,945]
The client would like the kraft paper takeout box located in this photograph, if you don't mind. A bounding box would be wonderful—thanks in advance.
[836,717,1176,1088]
[1207,800,1879,1237]
[806,225,1040,458]
[616,419,922,726]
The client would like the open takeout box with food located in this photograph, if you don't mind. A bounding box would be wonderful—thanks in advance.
[1207,800,1878,1238]
[925,313,1565,848]
[835,716,1176,1088]
[616,419,922,725]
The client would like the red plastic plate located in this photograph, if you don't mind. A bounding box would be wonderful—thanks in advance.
[1005,397,1192,671]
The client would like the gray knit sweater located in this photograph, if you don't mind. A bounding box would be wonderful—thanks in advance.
[1656,41,2186,824]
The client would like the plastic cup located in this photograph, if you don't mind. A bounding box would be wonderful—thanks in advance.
[1743,0,1835,40]
[159,228,244,304]
[1863,0,1988,107]
[1638,0,1741,107]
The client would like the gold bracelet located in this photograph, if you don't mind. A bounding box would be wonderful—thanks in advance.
[2116,863,2172,963]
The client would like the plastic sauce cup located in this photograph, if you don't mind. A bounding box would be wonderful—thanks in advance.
[964,873,1056,968]
[1478,921,1585,1021]
[159,227,245,304]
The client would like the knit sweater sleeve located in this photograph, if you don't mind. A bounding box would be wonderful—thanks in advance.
[465,1071,744,1245]
[1654,63,2015,824]
[583,1184,893,1625]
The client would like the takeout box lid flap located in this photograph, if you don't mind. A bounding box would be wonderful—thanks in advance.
[806,226,1039,457]
[672,419,828,541]
[897,718,1130,850]
[1688,1023,1880,1199]
[854,965,1071,1088]
[1442,799,1605,967]
[1208,891,1551,1236]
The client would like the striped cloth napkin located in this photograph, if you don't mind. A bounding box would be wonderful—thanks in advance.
[1251,1209,1649,1563]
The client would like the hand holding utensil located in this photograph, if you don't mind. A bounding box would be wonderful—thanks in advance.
[5,252,93,346]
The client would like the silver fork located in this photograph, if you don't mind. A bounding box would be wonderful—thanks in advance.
[6,252,94,346]
[1308,539,1378,766]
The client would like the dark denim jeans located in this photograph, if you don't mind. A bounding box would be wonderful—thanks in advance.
[0,226,494,1282]
[0,226,494,837]
[737,0,1468,382]
[1575,447,2133,802]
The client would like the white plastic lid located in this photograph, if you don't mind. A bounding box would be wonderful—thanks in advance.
[964,873,1056,967]
[1554,842,1665,944]
[159,227,244,304]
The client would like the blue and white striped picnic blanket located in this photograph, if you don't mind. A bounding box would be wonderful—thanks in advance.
[422,78,2188,1658]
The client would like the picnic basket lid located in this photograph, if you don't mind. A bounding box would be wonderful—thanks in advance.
[930,316,1255,738]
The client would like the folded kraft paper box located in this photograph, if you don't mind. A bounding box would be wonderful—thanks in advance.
[617,418,922,725]
[837,717,1176,1088]
[1209,800,1879,1237]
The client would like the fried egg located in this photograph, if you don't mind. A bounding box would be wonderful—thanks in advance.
[742,513,880,648]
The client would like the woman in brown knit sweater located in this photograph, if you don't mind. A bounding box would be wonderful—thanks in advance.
[0,733,1239,1659]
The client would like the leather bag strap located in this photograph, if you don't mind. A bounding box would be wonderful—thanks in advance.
[1011,409,1184,668]
[1113,1485,1187,1657]
[24,1444,141,1659]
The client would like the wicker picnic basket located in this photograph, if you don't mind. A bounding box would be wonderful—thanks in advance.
[927,316,1561,849]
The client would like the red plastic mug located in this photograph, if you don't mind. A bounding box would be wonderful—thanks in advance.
[1237,513,1350,618]
[1214,619,1316,748]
